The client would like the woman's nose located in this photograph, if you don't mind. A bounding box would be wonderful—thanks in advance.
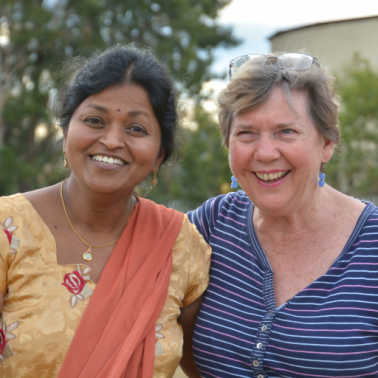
[100,125,125,150]
[253,134,280,162]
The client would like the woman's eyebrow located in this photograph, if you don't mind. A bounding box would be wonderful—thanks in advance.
[86,104,109,113]
[276,122,295,129]
[127,110,151,119]
[234,123,255,130]
[85,104,150,119]
[233,121,297,132]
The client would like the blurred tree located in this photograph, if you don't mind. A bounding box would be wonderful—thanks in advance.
[327,54,378,202]
[0,0,239,194]
[149,104,232,211]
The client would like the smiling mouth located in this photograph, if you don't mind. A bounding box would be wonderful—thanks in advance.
[91,154,126,166]
[255,170,290,183]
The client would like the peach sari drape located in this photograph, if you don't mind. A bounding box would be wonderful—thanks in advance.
[58,198,184,378]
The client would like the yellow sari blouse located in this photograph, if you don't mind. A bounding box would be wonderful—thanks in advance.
[0,194,211,378]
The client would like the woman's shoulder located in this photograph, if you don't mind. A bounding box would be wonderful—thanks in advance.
[171,214,211,306]
[222,190,252,208]
[367,202,378,214]
[0,191,53,247]
[0,194,32,268]
[189,190,252,219]
[0,193,32,220]
[1,184,59,221]
[186,191,251,242]
[359,201,378,226]
[178,214,211,243]
[169,213,211,249]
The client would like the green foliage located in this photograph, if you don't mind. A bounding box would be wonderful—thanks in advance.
[149,105,232,211]
[0,0,239,195]
[0,145,39,194]
[327,54,378,201]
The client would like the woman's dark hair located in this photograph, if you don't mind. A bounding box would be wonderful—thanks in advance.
[57,45,178,164]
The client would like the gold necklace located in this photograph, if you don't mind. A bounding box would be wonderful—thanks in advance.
[60,179,134,261]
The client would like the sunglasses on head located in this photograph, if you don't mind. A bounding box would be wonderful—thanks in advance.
[229,53,320,80]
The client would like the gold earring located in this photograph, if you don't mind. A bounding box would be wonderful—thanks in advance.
[151,172,158,186]
[63,153,69,168]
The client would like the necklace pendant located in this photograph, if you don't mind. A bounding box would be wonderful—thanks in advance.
[83,247,92,261]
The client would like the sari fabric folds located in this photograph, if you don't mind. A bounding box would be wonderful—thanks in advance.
[58,198,183,378]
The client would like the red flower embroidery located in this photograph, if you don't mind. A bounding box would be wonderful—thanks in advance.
[3,229,12,245]
[62,266,93,308]
[0,329,7,355]
[1,217,21,256]
[62,271,86,294]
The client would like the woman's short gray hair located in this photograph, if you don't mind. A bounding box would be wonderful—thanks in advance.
[218,53,341,148]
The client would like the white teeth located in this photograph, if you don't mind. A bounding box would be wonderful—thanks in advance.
[92,155,125,166]
[256,171,288,182]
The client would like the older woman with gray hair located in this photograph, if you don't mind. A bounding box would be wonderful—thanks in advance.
[181,53,378,378]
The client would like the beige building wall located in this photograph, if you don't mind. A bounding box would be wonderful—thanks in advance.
[270,16,378,72]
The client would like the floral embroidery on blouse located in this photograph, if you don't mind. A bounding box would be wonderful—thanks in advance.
[0,216,21,256]
[62,265,93,308]
[155,324,165,356]
[0,317,19,362]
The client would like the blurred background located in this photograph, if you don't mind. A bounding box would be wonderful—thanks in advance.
[2,0,378,208]
[1,0,378,377]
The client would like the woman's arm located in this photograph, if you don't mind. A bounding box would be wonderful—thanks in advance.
[178,293,204,378]
[0,293,3,312]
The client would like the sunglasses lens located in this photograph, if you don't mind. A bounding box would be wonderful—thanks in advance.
[230,55,266,77]
[229,53,317,80]
[277,53,314,70]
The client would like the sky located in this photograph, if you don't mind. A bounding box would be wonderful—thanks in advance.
[212,0,378,75]
[201,0,378,111]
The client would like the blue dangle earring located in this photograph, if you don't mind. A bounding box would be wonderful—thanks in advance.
[318,165,326,187]
[231,175,238,189]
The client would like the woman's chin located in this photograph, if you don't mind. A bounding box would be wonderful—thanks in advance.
[73,175,131,196]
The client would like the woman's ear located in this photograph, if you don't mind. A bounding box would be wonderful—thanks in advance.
[322,137,335,164]
[152,149,166,172]
[62,128,67,152]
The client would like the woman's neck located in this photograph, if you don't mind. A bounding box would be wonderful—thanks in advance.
[253,185,335,237]
[61,176,133,234]
[253,185,365,243]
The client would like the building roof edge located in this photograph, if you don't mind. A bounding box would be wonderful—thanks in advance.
[268,14,378,40]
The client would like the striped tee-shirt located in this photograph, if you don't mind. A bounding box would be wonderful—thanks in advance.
[187,190,378,378]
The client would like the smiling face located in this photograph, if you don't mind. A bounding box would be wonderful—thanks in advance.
[63,83,164,195]
[229,86,334,216]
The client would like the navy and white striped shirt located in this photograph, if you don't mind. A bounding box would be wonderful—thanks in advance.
[187,190,378,378]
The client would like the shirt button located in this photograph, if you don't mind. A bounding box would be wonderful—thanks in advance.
[257,342,263,349]
[261,325,267,332]
[253,360,259,367]
[258,375,264,378]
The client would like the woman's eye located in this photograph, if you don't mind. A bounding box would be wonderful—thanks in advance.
[238,130,256,137]
[281,128,294,135]
[128,125,147,134]
[85,117,103,126]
